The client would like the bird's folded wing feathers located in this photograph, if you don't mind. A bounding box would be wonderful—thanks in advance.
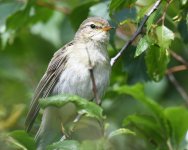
[25,41,73,132]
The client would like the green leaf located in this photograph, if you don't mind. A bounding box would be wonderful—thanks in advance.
[48,138,111,150]
[122,46,149,82]
[108,128,135,138]
[135,36,150,57]
[40,94,104,120]
[164,107,188,145]
[109,0,136,15]
[123,114,165,145]
[5,0,51,32]
[80,138,111,150]
[5,0,36,31]
[156,25,175,49]
[113,83,164,116]
[109,0,124,15]
[6,9,30,31]
[9,130,36,150]
[146,9,161,32]
[69,1,97,30]
[136,0,156,21]
[0,0,27,48]
[29,4,54,24]
[47,140,80,150]
[113,83,171,138]
[124,0,137,7]
[145,45,169,81]
[0,0,25,27]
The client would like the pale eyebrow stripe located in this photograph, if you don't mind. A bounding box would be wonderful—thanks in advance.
[84,21,102,26]
[84,22,94,26]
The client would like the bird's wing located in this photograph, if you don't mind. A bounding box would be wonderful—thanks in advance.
[25,41,74,132]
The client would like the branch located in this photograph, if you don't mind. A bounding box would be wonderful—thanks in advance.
[167,73,188,106]
[156,0,172,25]
[169,50,188,66]
[110,0,162,66]
[166,65,188,74]
[167,49,188,105]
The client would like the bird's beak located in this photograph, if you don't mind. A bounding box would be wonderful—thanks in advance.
[102,26,114,31]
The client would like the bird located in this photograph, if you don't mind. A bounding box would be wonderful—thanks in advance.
[25,16,112,150]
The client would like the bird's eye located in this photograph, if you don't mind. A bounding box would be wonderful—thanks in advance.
[90,24,96,29]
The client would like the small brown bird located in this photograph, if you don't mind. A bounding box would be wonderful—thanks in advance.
[25,17,112,150]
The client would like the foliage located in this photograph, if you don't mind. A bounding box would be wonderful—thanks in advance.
[9,130,36,150]
[40,94,104,120]
[0,0,188,150]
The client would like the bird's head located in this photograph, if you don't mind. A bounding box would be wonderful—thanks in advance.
[75,17,113,43]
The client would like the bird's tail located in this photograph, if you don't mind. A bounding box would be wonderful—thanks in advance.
[35,103,77,150]
[35,106,62,150]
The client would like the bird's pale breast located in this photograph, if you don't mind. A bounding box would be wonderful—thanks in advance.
[52,42,111,100]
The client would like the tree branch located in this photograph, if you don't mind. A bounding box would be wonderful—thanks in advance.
[167,50,188,105]
[110,0,162,66]
[167,73,188,106]
[166,65,188,74]
[169,50,188,66]
[156,0,173,25]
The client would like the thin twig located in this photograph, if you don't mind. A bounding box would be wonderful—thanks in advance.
[85,47,100,105]
[166,65,188,74]
[110,0,162,66]
[167,73,188,106]
[169,50,188,66]
[167,49,188,105]
[156,0,173,25]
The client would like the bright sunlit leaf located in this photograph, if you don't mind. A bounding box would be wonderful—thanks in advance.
[135,36,150,57]
[108,128,135,138]
[156,25,175,49]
